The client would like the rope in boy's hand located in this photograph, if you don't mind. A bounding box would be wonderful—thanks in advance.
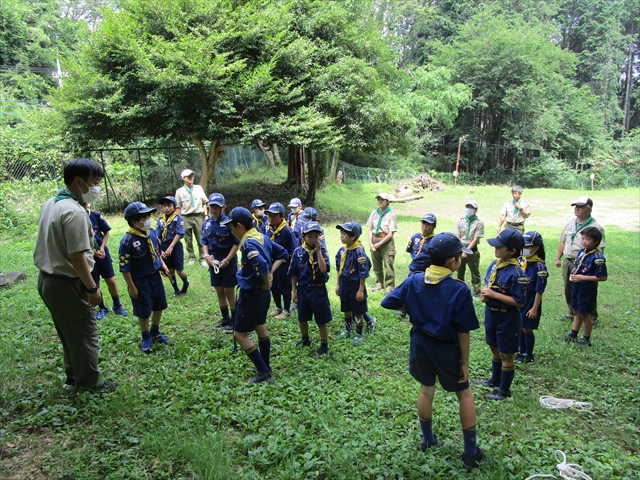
[524,449,593,480]
[210,259,220,274]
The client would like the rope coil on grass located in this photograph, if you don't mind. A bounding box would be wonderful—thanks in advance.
[524,450,593,480]
[539,396,593,412]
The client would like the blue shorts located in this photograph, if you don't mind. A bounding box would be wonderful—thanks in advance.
[571,282,597,314]
[91,247,115,282]
[131,272,168,319]
[484,307,520,354]
[209,257,238,288]
[271,264,291,295]
[339,279,368,316]
[296,284,332,325]
[234,288,270,333]
[409,328,468,392]
[162,242,184,271]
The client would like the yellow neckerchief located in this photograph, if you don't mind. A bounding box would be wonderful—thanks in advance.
[302,241,318,273]
[127,227,159,261]
[519,254,543,272]
[418,233,435,253]
[487,258,520,288]
[339,240,362,275]
[571,248,599,274]
[269,219,287,237]
[240,227,264,252]
[160,212,177,241]
[423,265,453,285]
[290,211,300,231]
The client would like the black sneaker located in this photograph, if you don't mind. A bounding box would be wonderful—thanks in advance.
[62,379,75,391]
[558,333,578,343]
[313,348,328,359]
[97,381,119,394]
[485,388,511,401]
[576,337,592,347]
[461,448,492,471]
[173,290,183,298]
[420,436,442,451]
[223,324,234,334]
[296,338,312,347]
[180,280,190,295]
[248,371,274,384]
[214,318,231,329]
[516,353,534,363]
[475,378,499,387]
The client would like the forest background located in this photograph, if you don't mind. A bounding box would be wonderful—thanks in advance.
[1,0,639,213]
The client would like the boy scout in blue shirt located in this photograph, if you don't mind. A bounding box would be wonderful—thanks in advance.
[289,221,332,357]
[477,230,527,401]
[335,221,373,345]
[266,202,296,319]
[381,233,490,472]
[87,205,128,319]
[406,213,437,274]
[119,202,171,353]
[251,199,269,234]
[157,196,190,297]
[222,207,288,384]
[293,207,318,247]
[561,226,607,347]
[201,193,240,333]
[288,197,303,230]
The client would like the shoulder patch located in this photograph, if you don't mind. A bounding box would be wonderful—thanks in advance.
[247,250,259,260]
[594,258,605,265]
[357,256,367,264]
[517,276,529,285]
[537,270,549,278]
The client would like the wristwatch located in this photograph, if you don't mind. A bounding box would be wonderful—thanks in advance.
[86,285,99,294]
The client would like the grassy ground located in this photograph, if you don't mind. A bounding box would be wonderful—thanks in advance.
[1,167,639,479]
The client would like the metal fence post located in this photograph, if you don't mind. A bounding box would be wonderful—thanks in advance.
[99,151,111,211]
[137,149,146,201]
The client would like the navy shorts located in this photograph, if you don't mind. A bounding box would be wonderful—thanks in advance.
[209,257,238,288]
[484,307,520,353]
[571,282,597,314]
[234,288,270,333]
[162,242,184,271]
[131,271,168,319]
[271,264,291,295]
[339,279,368,316]
[91,247,115,283]
[296,284,332,325]
[409,328,468,392]
[521,297,542,330]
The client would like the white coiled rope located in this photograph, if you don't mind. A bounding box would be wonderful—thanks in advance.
[524,450,593,480]
[210,259,220,274]
[539,396,593,413]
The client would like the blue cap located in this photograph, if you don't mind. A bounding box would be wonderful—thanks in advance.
[487,229,525,250]
[220,206,252,225]
[158,195,177,207]
[524,231,544,247]
[428,233,472,257]
[208,193,225,206]
[251,199,266,209]
[422,213,437,224]
[335,221,362,238]
[303,207,318,221]
[124,201,157,221]
[303,221,323,234]
[288,198,302,207]
[266,202,285,215]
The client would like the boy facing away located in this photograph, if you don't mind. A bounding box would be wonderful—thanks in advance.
[381,233,490,472]
[119,202,170,353]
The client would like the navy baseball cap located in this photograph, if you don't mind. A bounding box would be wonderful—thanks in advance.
[422,213,437,224]
[124,201,156,221]
[524,231,544,247]
[428,233,472,257]
[266,202,285,215]
[336,221,362,238]
[487,229,525,250]
[208,193,225,206]
[288,198,302,207]
[158,195,177,207]
[303,221,323,234]
[251,199,266,209]
[303,207,318,221]
[220,206,252,225]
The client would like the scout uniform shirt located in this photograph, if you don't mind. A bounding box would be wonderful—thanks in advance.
[365,209,398,237]
[175,184,207,215]
[119,229,163,279]
[453,216,484,249]
[236,230,288,290]
[406,232,434,273]
[484,259,527,310]
[201,214,239,260]
[268,220,296,257]
[289,244,331,286]
[572,248,607,279]
[156,212,186,250]
[500,198,531,226]
[335,243,371,282]
[89,210,111,248]
[519,255,548,314]
[559,218,606,261]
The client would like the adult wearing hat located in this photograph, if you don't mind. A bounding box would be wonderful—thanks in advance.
[497,186,531,235]
[366,192,398,292]
[175,169,208,265]
[555,197,606,320]
[453,201,484,299]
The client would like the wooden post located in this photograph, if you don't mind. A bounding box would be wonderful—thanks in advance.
[454,135,468,187]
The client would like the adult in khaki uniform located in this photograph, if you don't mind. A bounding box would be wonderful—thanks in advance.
[366,193,398,292]
[453,201,484,297]
[175,169,208,265]
[555,197,605,320]
[497,186,531,235]
[34,159,117,392]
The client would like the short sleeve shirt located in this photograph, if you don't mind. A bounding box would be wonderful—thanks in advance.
[156,214,186,249]
[119,230,163,279]
[336,245,371,281]
[500,199,531,224]
[366,210,398,235]
[236,232,272,290]
[34,197,95,277]
[289,245,331,286]
[89,210,111,246]
[572,249,607,278]
[483,260,527,309]
[559,218,606,259]
[406,233,433,259]
[175,184,207,215]
[201,214,239,258]
[453,217,484,247]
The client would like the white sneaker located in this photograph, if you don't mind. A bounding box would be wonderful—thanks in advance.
[188,259,195,266]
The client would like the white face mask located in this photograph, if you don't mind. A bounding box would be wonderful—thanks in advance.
[81,180,100,203]
[257,209,265,216]
[465,208,476,217]
[522,248,535,257]
[290,207,298,213]
[141,219,152,231]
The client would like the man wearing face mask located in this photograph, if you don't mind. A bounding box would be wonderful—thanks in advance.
[453,201,484,299]
[175,169,208,266]
[34,158,118,393]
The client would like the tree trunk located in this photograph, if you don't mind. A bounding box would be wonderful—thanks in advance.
[329,149,339,184]
[192,138,239,196]
[287,145,305,186]
[623,28,636,133]
[272,143,281,165]
[257,140,275,168]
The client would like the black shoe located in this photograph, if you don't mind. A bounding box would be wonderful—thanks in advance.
[214,318,231,329]
[248,371,274,384]
[576,337,592,347]
[313,349,328,358]
[485,388,511,401]
[558,333,577,343]
[223,324,234,334]
[516,353,534,363]
[296,338,312,347]
[97,381,119,394]
[461,448,492,471]
[180,280,190,295]
[173,290,183,298]
[62,379,75,391]
[420,436,442,451]
[475,378,499,387]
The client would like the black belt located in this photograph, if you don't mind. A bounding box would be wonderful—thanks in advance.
[506,222,524,226]
[41,272,76,280]
[183,213,203,217]
[421,329,457,344]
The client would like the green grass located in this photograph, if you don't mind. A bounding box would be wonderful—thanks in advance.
[1,179,639,479]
